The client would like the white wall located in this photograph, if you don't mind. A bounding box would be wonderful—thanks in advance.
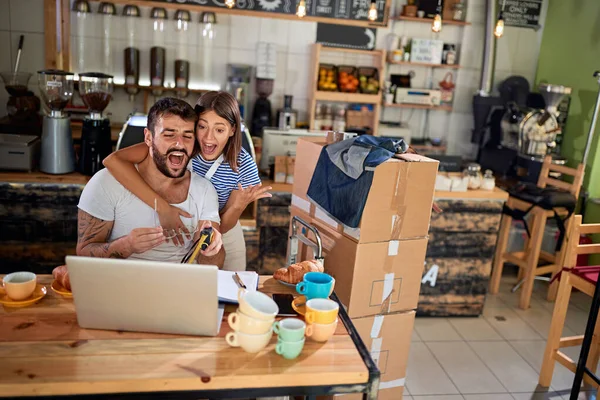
[0,0,546,160]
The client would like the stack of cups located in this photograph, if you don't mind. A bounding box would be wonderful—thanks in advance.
[274,318,306,359]
[296,272,339,343]
[226,288,279,353]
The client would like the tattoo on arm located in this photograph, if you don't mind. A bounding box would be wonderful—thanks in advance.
[76,210,124,258]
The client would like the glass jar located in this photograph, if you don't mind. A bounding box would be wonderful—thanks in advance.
[463,163,483,190]
[453,2,465,21]
[333,105,346,132]
[481,169,496,191]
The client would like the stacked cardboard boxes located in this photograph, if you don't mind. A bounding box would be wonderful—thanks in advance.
[288,137,439,399]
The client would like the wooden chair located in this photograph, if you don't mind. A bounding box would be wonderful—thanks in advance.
[538,215,600,389]
[489,156,585,309]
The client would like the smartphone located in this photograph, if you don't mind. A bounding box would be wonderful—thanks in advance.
[272,293,298,317]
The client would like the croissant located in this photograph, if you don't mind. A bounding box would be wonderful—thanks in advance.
[274,260,324,284]
[52,265,71,291]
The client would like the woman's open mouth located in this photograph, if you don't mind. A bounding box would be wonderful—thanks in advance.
[202,142,218,157]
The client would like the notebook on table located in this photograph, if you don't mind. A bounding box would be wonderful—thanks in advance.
[217,270,259,304]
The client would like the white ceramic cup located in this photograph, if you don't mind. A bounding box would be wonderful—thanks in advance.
[228,310,274,335]
[2,272,36,301]
[225,328,273,353]
[417,10,425,18]
[237,288,279,321]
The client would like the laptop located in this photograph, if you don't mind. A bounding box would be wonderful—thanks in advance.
[65,256,224,336]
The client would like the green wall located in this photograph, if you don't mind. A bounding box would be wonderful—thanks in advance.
[535,0,600,223]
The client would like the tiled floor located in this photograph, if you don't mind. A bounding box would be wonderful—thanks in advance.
[404,273,598,400]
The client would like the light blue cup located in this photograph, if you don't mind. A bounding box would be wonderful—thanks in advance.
[296,272,335,300]
[276,338,305,360]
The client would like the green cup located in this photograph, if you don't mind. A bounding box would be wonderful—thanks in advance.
[273,318,306,342]
[276,338,305,360]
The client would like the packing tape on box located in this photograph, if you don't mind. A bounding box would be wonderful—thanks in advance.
[379,377,406,389]
[370,315,385,338]
[291,194,311,214]
[370,337,382,366]
[378,272,395,314]
[390,166,409,238]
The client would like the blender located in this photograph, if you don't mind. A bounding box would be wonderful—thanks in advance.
[38,70,76,174]
[78,72,114,176]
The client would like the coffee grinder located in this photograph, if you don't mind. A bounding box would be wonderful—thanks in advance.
[38,70,76,174]
[78,72,114,176]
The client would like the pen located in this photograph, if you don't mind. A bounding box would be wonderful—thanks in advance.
[234,272,247,289]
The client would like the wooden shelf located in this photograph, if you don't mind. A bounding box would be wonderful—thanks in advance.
[387,60,461,69]
[393,15,471,25]
[319,46,385,57]
[314,91,381,104]
[383,103,453,111]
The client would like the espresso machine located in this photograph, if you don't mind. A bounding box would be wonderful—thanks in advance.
[78,72,114,176]
[500,83,571,182]
[38,70,76,174]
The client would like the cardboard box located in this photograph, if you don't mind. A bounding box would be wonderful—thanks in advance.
[317,311,414,400]
[274,155,287,183]
[293,137,438,244]
[286,156,296,184]
[289,206,427,318]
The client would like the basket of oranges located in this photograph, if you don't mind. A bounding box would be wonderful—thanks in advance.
[337,66,360,93]
[317,64,338,91]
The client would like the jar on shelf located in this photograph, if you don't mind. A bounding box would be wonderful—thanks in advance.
[314,103,323,131]
[463,163,483,190]
[321,104,333,131]
[333,105,346,132]
[481,170,496,191]
[453,1,465,21]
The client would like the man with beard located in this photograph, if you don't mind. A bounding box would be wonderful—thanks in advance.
[75,97,224,266]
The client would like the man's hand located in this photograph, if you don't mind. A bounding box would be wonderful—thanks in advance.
[199,220,223,257]
[77,210,164,259]
[125,227,166,254]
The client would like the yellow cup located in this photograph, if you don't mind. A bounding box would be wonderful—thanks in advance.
[304,298,339,325]
[306,318,338,342]
[228,310,274,335]
[2,272,36,301]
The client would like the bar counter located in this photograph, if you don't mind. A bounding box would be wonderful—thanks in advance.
[0,171,509,317]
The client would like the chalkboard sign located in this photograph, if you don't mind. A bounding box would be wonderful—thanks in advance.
[499,0,543,29]
[135,0,389,26]
[316,23,377,50]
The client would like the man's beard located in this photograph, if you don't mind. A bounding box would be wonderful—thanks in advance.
[151,142,189,179]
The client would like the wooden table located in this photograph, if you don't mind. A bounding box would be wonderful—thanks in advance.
[0,275,379,399]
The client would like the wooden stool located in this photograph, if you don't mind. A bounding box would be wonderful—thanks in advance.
[538,215,600,389]
[489,156,584,309]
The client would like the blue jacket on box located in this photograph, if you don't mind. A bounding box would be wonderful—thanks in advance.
[306,135,408,228]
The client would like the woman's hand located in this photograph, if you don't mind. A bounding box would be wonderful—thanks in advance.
[158,204,193,246]
[228,183,273,210]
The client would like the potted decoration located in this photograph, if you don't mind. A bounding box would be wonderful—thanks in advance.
[402,0,418,17]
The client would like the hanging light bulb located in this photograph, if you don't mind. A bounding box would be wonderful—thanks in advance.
[225,0,235,8]
[494,0,506,38]
[296,0,306,18]
[431,0,442,32]
[494,13,505,38]
[368,0,377,21]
